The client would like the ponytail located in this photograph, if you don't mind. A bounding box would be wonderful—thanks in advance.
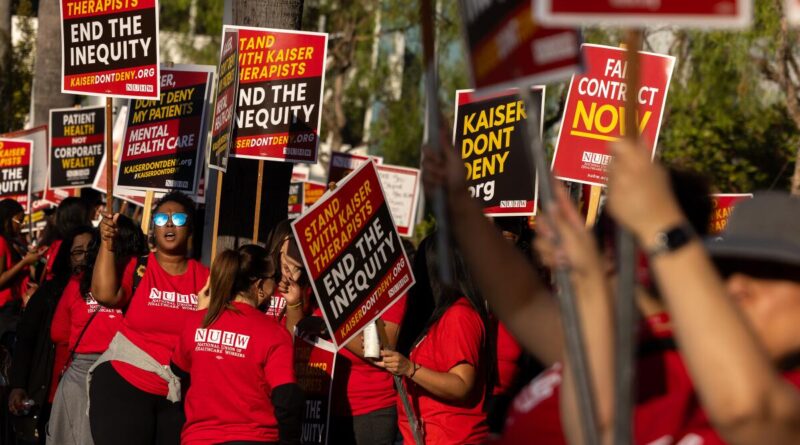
[202,244,276,328]
[203,250,240,328]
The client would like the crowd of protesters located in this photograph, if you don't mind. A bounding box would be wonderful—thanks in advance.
[0,128,799,445]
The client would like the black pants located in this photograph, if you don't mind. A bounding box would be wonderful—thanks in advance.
[89,362,185,445]
[330,405,398,445]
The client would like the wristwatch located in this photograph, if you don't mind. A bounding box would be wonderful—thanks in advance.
[646,223,696,258]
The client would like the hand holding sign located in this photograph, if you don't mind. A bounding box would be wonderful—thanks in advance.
[421,129,468,201]
[99,213,121,252]
[606,139,684,247]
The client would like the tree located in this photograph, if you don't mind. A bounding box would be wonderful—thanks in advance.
[31,0,74,126]
[0,0,34,132]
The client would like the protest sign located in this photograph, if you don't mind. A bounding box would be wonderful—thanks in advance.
[294,329,335,445]
[292,163,311,181]
[453,88,542,216]
[458,0,581,91]
[709,194,753,234]
[375,165,420,237]
[2,126,48,195]
[327,152,382,185]
[536,0,752,28]
[551,44,675,187]
[227,25,328,163]
[291,162,415,349]
[288,181,304,219]
[60,0,160,99]
[209,29,239,172]
[117,65,214,194]
[43,186,79,206]
[49,106,105,188]
[303,181,326,210]
[93,106,146,207]
[0,138,33,211]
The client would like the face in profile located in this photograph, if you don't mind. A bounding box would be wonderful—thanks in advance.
[152,201,190,254]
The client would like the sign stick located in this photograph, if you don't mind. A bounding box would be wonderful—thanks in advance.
[141,191,155,234]
[521,86,599,445]
[105,97,114,211]
[253,160,264,244]
[211,171,224,262]
[585,185,602,227]
[420,0,452,285]
[614,28,643,445]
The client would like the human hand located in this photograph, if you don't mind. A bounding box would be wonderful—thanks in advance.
[606,140,685,247]
[421,125,468,200]
[99,213,120,252]
[8,388,28,415]
[376,349,415,377]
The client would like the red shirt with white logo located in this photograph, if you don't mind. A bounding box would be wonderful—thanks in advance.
[398,297,488,445]
[112,253,209,395]
[50,275,123,354]
[495,313,696,445]
[172,302,296,445]
[333,295,407,417]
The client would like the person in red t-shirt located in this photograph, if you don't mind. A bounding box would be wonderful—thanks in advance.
[378,235,492,445]
[598,140,800,445]
[38,197,92,283]
[0,199,43,308]
[48,217,146,445]
[171,245,303,445]
[88,192,209,445]
[278,234,408,444]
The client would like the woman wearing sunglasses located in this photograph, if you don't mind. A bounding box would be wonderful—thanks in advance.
[171,244,303,445]
[88,192,209,445]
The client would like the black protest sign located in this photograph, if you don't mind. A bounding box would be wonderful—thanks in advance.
[289,181,304,219]
[294,329,335,445]
[117,65,214,193]
[49,106,105,188]
[60,0,160,99]
[209,29,239,172]
[453,88,542,216]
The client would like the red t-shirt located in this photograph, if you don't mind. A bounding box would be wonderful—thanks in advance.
[172,302,296,445]
[112,253,209,395]
[265,292,287,323]
[496,313,696,445]
[0,237,28,307]
[333,295,407,417]
[671,370,800,445]
[495,321,522,396]
[398,297,488,445]
[50,275,123,354]
[42,239,62,282]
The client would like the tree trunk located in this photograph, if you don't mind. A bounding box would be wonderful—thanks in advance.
[213,0,303,252]
[793,146,800,195]
[31,0,74,125]
[0,0,11,129]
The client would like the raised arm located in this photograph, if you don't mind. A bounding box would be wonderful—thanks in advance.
[422,138,562,365]
[0,248,41,290]
[91,213,125,307]
[606,140,800,445]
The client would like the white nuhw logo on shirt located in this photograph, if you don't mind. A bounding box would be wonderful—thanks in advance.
[194,328,250,350]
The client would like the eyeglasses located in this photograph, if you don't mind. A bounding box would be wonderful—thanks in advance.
[11,217,23,225]
[153,212,188,227]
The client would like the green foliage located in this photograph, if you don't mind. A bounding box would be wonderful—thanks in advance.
[159,0,223,66]
[0,0,34,132]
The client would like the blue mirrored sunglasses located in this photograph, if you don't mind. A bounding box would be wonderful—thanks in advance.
[153,212,188,227]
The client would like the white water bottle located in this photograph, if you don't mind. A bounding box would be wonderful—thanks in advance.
[363,321,381,359]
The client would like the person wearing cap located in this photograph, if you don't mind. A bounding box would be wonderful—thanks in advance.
[599,138,800,445]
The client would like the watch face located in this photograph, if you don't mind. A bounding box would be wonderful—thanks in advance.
[665,225,695,250]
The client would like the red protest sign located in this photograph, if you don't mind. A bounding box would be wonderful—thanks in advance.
[60,0,160,99]
[0,138,33,211]
[458,0,581,90]
[327,152,382,185]
[49,106,105,189]
[551,44,675,187]
[229,25,328,164]
[709,194,753,234]
[117,65,214,194]
[536,0,752,28]
[294,329,335,445]
[2,126,48,195]
[453,88,542,216]
[291,162,415,349]
[375,165,420,238]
